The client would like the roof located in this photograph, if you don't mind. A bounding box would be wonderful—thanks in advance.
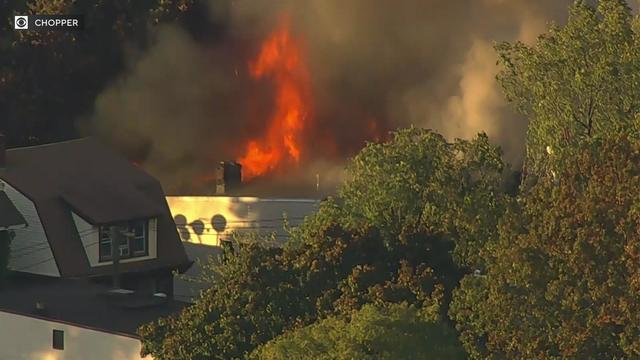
[0,138,190,277]
[62,181,163,224]
[0,273,188,336]
[0,191,26,229]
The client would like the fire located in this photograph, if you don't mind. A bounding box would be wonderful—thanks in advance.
[238,18,312,180]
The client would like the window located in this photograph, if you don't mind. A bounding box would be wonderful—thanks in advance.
[130,221,146,255]
[99,230,112,261]
[52,329,64,350]
[99,220,149,262]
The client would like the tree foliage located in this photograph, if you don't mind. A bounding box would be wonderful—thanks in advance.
[450,135,640,359]
[250,303,466,360]
[140,212,452,359]
[496,0,640,176]
[335,127,508,269]
[139,128,510,359]
[139,242,301,359]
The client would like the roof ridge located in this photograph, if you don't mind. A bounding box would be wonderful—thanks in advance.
[7,137,91,151]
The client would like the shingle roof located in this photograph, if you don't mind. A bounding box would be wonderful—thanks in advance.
[0,191,26,229]
[0,138,190,277]
[0,273,188,336]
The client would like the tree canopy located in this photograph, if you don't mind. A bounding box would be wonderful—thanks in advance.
[250,302,466,360]
[139,128,510,359]
[445,2,640,358]
[335,128,508,270]
[450,136,640,359]
[496,0,640,176]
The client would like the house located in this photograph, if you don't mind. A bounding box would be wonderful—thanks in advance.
[0,135,192,359]
[167,195,319,301]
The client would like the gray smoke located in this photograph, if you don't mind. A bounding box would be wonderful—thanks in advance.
[89,0,575,196]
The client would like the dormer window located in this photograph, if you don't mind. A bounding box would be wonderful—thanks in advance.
[98,220,149,262]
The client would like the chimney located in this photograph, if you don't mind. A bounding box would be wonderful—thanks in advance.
[216,161,242,195]
[0,134,5,168]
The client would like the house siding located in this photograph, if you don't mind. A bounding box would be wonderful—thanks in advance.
[165,196,319,247]
[166,196,319,302]
[72,214,158,268]
[0,310,151,360]
[1,179,60,277]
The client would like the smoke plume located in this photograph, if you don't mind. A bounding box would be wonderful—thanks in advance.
[89,0,573,196]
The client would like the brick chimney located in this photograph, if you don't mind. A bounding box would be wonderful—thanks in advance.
[0,133,6,168]
[216,161,242,195]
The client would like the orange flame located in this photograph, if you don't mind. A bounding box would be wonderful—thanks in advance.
[238,18,312,180]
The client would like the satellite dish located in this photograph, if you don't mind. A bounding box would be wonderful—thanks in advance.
[211,214,227,233]
[189,220,205,236]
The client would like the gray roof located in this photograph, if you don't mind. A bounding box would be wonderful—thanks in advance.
[0,273,188,336]
[0,191,26,229]
[0,138,190,277]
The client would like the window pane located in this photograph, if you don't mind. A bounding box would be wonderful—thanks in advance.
[100,227,110,241]
[52,329,64,350]
[132,238,143,254]
[131,222,144,237]
[129,221,147,256]
[100,243,112,260]
[119,244,129,257]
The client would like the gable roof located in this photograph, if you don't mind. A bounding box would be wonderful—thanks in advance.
[0,138,190,277]
[0,191,26,230]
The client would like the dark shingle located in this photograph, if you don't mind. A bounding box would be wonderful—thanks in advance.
[0,273,189,336]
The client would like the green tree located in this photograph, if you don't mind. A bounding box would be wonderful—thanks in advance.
[251,302,466,360]
[140,128,506,359]
[496,0,640,176]
[450,135,640,359]
[139,241,301,360]
[140,222,450,360]
[331,127,508,270]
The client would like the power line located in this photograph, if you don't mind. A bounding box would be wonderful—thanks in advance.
[190,216,308,224]
[10,231,100,261]
[11,239,100,266]
[11,228,99,257]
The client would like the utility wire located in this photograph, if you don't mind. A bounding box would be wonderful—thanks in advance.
[191,216,308,223]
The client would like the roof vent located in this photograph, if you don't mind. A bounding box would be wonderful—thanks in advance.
[106,288,135,295]
[34,301,48,316]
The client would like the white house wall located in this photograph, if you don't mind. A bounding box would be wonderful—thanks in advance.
[0,310,151,360]
[1,180,59,277]
[72,214,158,267]
[166,196,319,302]
[165,196,319,247]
